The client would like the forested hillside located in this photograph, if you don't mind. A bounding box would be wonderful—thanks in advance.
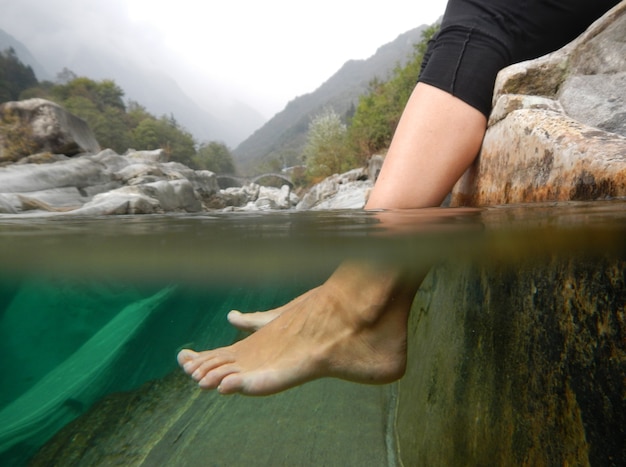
[233,24,433,175]
[0,51,235,173]
[296,25,438,184]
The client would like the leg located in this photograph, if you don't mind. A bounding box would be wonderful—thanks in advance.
[177,84,486,395]
[223,83,486,332]
[366,83,486,209]
[177,0,620,397]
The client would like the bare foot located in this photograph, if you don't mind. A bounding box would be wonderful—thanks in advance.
[227,288,319,332]
[177,262,423,396]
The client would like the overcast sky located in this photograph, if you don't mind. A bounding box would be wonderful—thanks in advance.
[0,0,448,117]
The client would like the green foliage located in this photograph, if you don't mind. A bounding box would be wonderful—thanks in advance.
[27,75,198,164]
[49,80,134,154]
[1,50,201,164]
[50,77,126,112]
[302,108,355,180]
[192,141,235,174]
[0,49,202,166]
[347,25,439,162]
[0,109,38,162]
[295,25,438,185]
[0,48,38,102]
[131,114,196,166]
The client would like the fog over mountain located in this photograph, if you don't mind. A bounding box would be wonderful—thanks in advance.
[1,22,435,174]
[0,0,448,148]
[0,2,266,147]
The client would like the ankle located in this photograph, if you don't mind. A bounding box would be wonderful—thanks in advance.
[326,261,413,325]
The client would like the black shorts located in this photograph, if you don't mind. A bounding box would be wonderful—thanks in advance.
[418,0,621,117]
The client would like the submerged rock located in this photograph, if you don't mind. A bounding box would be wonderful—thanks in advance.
[29,374,393,467]
[397,250,625,466]
[0,286,177,465]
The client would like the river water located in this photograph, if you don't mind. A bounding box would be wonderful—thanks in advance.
[0,200,624,466]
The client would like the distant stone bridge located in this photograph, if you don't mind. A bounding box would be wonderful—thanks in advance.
[216,172,293,188]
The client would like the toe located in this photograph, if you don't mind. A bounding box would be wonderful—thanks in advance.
[199,364,240,390]
[190,351,236,381]
[216,372,244,394]
[226,310,242,324]
[177,349,199,367]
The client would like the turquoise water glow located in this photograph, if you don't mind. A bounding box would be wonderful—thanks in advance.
[0,202,624,465]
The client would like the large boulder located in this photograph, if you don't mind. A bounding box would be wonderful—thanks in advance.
[397,250,625,466]
[396,3,626,466]
[296,167,372,210]
[0,99,101,163]
[209,183,299,211]
[450,1,626,207]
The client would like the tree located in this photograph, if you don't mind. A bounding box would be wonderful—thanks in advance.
[55,67,78,85]
[51,77,125,112]
[192,141,235,173]
[0,48,38,102]
[302,108,355,179]
[130,115,196,165]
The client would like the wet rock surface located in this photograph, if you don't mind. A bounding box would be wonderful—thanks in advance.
[30,370,394,466]
[397,252,626,466]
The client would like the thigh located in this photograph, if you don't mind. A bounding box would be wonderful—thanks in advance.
[418,0,621,116]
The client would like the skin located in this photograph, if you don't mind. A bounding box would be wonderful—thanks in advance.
[177,83,487,396]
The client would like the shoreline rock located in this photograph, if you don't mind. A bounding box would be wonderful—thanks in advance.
[450,1,626,207]
[0,99,100,163]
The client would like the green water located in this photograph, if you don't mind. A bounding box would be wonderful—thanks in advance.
[0,202,624,466]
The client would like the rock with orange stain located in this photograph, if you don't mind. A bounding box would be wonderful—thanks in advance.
[450,1,626,207]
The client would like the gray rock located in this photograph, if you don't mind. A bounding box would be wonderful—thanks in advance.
[296,168,371,210]
[213,183,298,211]
[397,252,625,466]
[0,99,100,163]
[0,156,113,194]
[0,147,219,216]
[451,1,626,207]
[72,190,161,216]
[257,185,292,210]
[0,193,18,214]
[559,72,626,136]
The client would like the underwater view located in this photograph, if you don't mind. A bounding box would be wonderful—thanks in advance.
[0,201,624,466]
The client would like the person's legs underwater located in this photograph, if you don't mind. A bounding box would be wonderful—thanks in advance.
[178,0,620,396]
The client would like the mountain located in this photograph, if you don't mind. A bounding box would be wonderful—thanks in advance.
[0,29,50,80]
[233,24,430,175]
[0,28,265,148]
